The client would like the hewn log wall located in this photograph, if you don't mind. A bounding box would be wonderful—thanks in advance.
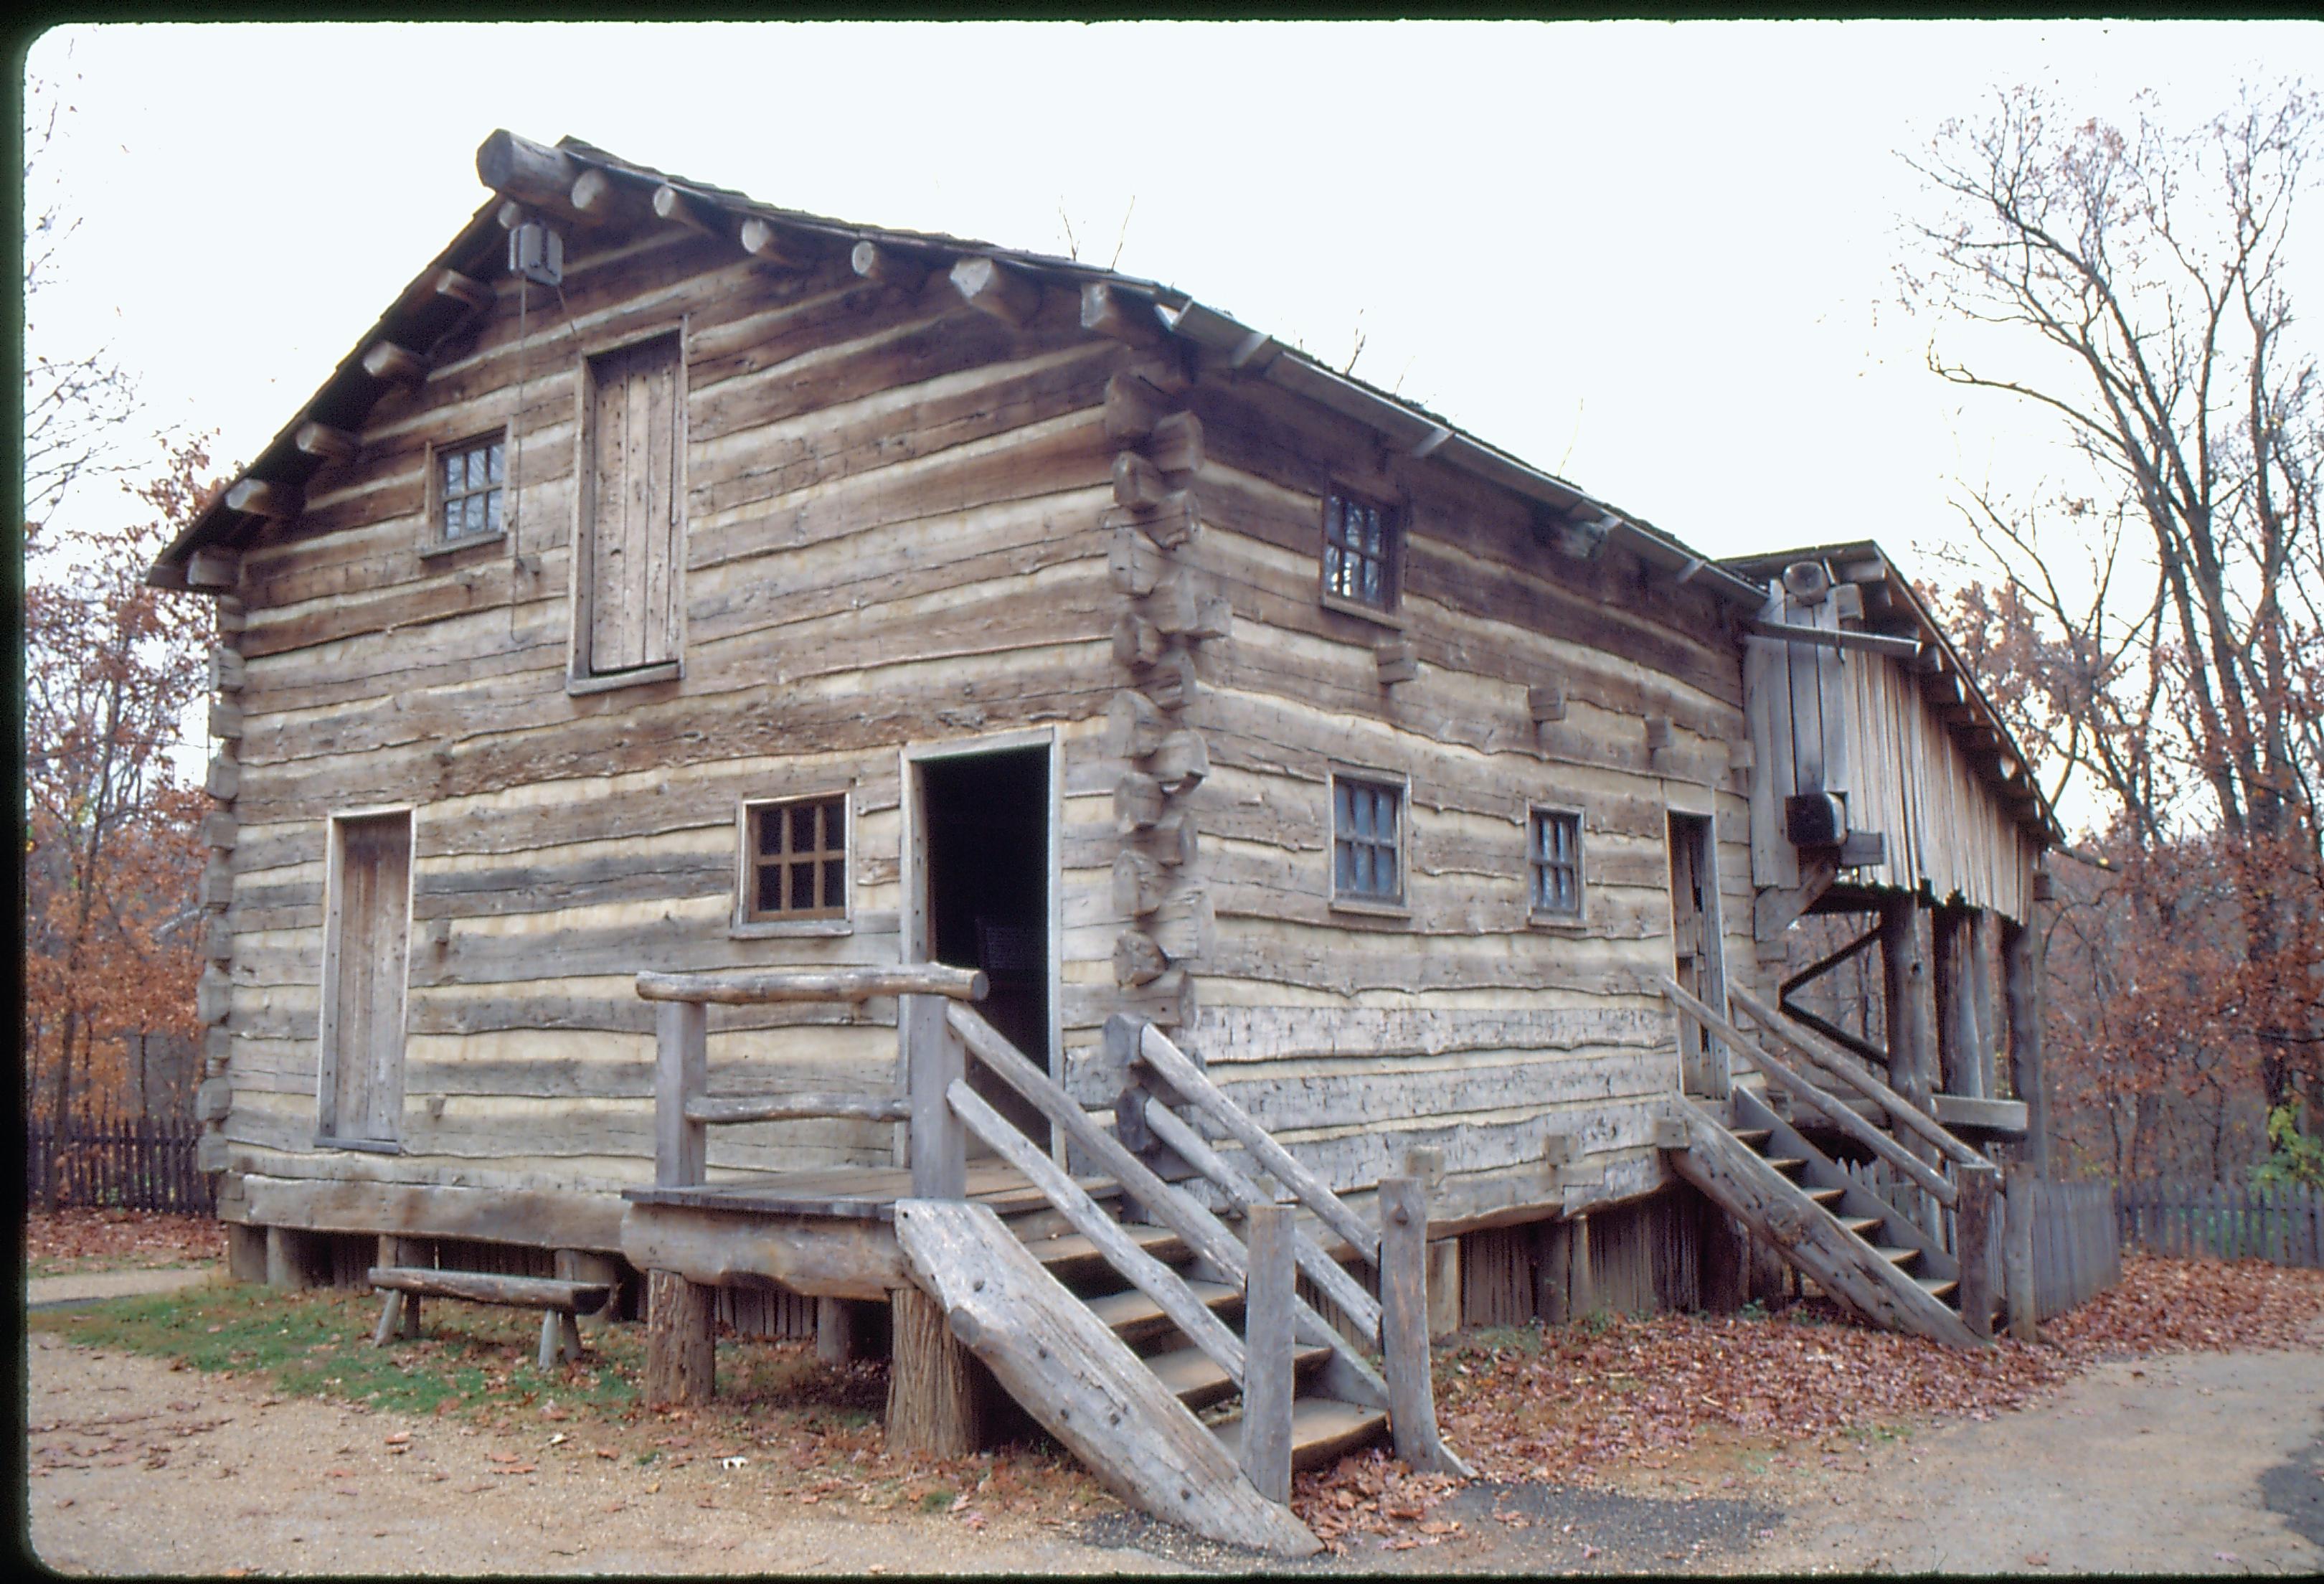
[214,225,1133,1204]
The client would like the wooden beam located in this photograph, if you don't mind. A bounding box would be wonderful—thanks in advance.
[1955,1161,1999,1339]
[1114,772,1164,831]
[1749,618,1921,660]
[1754,851,1839,940]
[433,269,494,314]
[683,1092,910,1126]
[1103,370,1171,441]
[1102,495,1200,551]
[1731,986,1988,1169]
[1148,578,1232,641]
[1144,411,1204,474]
[1375,638,1419,687]
[1112,848,1171,917]
[2002,917,2049,1174]
[1112,451,1171,512]
[1150,730,1209,791]
[1082,282,1166,347]
[851,240,930,293]
[225,478,298,520]
[567,167,636,226]
[362,341,428,385]
[1881,895,1938,1123]
[1114,929,1171,986]
[475,129,580,207]
[636,963,987,1004]
[1108,527,1165,596]
[293,421,359,465]
[186,549,240,593]
[950,255,1042,326]
[887,1281,978,1455]
[651,184,721,236]
[1526,683,1567,724]
[740,217,821,269]
[1106,689,1167,760]
[1140,651,1199,712]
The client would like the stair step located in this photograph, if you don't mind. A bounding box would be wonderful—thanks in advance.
[1805,1187,1846,1205]
[1019,1222,1189,1283]
[1209,1395,1389,1471]
[1142,1340,1332,1409]
[1729,1128,1773,1148]
[1841,1216,1884,1238]
[1915,1275,1959,1300]
[1870,1245,1922,1268]
[1764,1156,1808,1174]
[1085,1278,1241,1346]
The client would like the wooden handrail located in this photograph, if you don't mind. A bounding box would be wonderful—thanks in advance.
[682,1091,908,1126]
[636,964,988,1005]
[945,1004,1389,1400]
[1661,976,1957,1207]
[1139,1095,1385,1343]
[1731,986,1989,1169]
[945,1075,1247,1387]
[1135,1023,1381,1268]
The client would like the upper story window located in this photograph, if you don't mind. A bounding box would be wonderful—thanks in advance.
[745,793,849,924]
[1322,492,1402,613]
[438,433,506,541]
[1529,806,1584,920]
[1332,773,1404,905]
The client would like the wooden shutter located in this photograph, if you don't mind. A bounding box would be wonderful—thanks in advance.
[323,812,412,1142]
[585,334,682,673]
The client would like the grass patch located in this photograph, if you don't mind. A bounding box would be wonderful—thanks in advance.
[33,1283,639,1421]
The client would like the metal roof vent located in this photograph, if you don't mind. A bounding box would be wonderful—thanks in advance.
[509,220,564,287]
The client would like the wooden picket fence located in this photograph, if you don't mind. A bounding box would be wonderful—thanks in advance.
[2115,1181,2324,1268]
[2027,1179,2121,1320]
[24,1115,214,1215]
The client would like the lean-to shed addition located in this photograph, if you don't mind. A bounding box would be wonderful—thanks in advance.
[153,131,2060,1547]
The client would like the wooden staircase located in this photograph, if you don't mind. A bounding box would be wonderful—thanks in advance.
[1662,976,2001,1349]
[895,1004,1465,1557]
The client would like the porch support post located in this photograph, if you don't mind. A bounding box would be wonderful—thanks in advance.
[2003,914,2050,1176]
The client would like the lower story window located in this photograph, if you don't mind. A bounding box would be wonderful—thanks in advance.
[1333,774,1403,902]
[746,794,847,922]
[1530,807,1583,918]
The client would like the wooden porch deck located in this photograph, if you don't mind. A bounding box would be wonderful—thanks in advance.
[622,1161,1120,1222]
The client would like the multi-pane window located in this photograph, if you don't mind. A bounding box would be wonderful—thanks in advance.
[1333,775,1403,902]
[745,796,847,922]
[1322,493,1399,610]
[1530,808,1584,919]
[439,434,505,541]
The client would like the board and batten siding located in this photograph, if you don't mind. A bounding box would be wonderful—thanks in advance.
[1138,374,1758,1202]
[216,225,1132,1198]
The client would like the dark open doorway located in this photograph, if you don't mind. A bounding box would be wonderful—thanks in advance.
[917,744,1053,1151]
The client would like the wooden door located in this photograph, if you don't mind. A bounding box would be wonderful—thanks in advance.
[1668,814,1727,1096]
[584,334,681,674]
[323,812,412,1143]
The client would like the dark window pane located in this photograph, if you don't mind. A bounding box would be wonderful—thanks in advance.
[790,803,816,853]
[823,858,845,908]
[824,798,844,847]
[790,862,815,912]
[756,863,783,913]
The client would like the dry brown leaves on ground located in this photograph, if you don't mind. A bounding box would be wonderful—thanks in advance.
[27,1209,225,1270]
[1427,1255,2324,1494]
[2045,1255,2324,1358]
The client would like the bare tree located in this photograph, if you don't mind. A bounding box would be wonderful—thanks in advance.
[1904,80,2324,1131]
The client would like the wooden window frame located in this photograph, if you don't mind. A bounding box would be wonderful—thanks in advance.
[314,803,414,1154]
[734,791,854,937]
[1328,765,1411,915]
[1526,803,1587,928]
[1318,486,1408,628]
[567,321,688,694]
[421,425,511,556]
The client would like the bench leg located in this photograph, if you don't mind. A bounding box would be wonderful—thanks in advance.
[538,1311,562,1372]
[372,1291,404,1349]
[401,1293,422,1339]
[560,1311,584,1364]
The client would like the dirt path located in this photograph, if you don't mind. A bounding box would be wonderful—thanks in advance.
[1744,1345,2324,1575]
[24,1272,2324,1576]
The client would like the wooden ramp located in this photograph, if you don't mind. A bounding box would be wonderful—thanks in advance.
[896,1197,1323,1557]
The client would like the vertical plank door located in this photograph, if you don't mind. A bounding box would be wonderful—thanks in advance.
[326,812,412,1143]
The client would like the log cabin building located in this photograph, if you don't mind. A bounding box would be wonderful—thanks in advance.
[149,132,2061,1546]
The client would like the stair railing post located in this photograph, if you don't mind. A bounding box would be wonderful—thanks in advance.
[1379,1174,1469,1476]
[655,997,707,1189]
[907,991,966,1200]
[1241,1201,1297,1506]
[1955,1160,1999,1339]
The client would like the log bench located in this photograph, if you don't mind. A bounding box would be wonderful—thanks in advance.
[367,1267,613,1370]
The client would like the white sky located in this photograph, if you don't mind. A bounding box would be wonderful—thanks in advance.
[23,18,2324,583]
